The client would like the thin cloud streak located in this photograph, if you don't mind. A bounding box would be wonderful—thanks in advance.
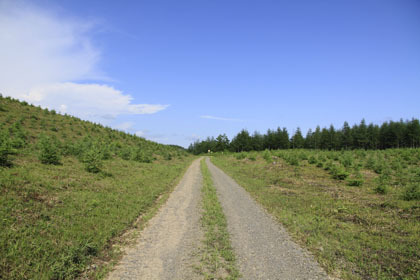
[200,115,243,122]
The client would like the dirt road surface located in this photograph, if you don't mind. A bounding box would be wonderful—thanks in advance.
[107,157,330,279]
[107,158,203,280]
[206,157,329,280]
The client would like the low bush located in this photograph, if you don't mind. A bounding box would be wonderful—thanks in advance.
[347,176,364,187]
[330,166,349,180]
[133,148,153,163]
[0,130,16,166]
[81,146,103,173]
[38,134,61,165]
[235,152,247,160]
[308,155,317,164]
[402,184,420,201]
[262,149,272,163]
[374,184,388,194]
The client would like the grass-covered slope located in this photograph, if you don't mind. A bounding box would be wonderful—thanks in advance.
[0,95,193,279]
[212,149,420,280]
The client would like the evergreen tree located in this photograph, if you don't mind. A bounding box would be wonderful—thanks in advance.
[279,128,290,149]
[215,134,229,152]
[263,129,276,150]
[354,119,368,149]
[328,125,338,150]
[341,121,353,149]
[291,128,304,148]
[313,126,321,149]
[251,131,264,151]
[406,119,420,148]
[366,123,380,149]
[230,130,252,152]
[320,128,331,150]
[304,129,314,149]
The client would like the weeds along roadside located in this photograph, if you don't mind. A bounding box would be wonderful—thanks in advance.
[0,95,193,279]
[196,158,240,280]
[211,150,420,280]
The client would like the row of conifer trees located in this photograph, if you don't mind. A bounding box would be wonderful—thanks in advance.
[188,118,420,154]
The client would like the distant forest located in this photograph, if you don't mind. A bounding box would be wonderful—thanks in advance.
[188,119,420,154]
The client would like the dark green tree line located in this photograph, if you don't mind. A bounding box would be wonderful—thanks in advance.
[188,118,420,154]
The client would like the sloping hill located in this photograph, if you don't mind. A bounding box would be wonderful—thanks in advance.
[0,95,193,279]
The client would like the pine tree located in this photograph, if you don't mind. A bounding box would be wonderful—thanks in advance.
[341,121,353,149]
[291,128,304,148]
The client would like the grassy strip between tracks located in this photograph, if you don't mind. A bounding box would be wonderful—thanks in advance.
[196,158,240,280]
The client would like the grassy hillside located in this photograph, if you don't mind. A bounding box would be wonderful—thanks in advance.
[0,95,194,279]
[212,149,419,280]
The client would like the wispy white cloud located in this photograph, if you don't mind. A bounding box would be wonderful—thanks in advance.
[186,133,201,141]
[115,121,135,132]
[200,115,243,122]
[23,83,168,120]
[135,130,168,142]
[0,0,168,122]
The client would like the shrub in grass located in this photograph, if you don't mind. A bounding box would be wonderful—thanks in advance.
[299,152,308,160]
[81,146,103,173]
[120,147,133,160]
[373,163,385,174]
[365,156,376,170]
[308,155,317,164]
[318,154,326,162]
[38,134,61,165]
[323,161,333,171]
[374,173,390,194]
[330,166,349,180]
[248,154,256,161]
[8,122,27,148]
[262,149,272,163]
[286,154,299,166]
[340,154,353,168]
[164,153,173,160]
[316,161,323,168]
[347,173,364,187]
[0,130,16,166]
[402,184,420,201]
[235,152,247,160]
[133,148,153,163]
[101,144,112,160]
[374,184,388,194]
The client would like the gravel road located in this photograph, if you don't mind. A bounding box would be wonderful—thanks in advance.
[107,158,203,280]
[206,157,329,280]
[107,157,330,279]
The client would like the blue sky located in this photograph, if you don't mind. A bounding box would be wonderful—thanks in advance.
[1,0,419,147]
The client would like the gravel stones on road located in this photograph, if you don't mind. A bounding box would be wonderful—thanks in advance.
[206,157,329,280]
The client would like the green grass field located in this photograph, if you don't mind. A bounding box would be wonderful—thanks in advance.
[0,96,193,279]
[211,149,420,280]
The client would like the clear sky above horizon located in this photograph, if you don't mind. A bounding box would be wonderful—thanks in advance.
[1,0,419,147]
